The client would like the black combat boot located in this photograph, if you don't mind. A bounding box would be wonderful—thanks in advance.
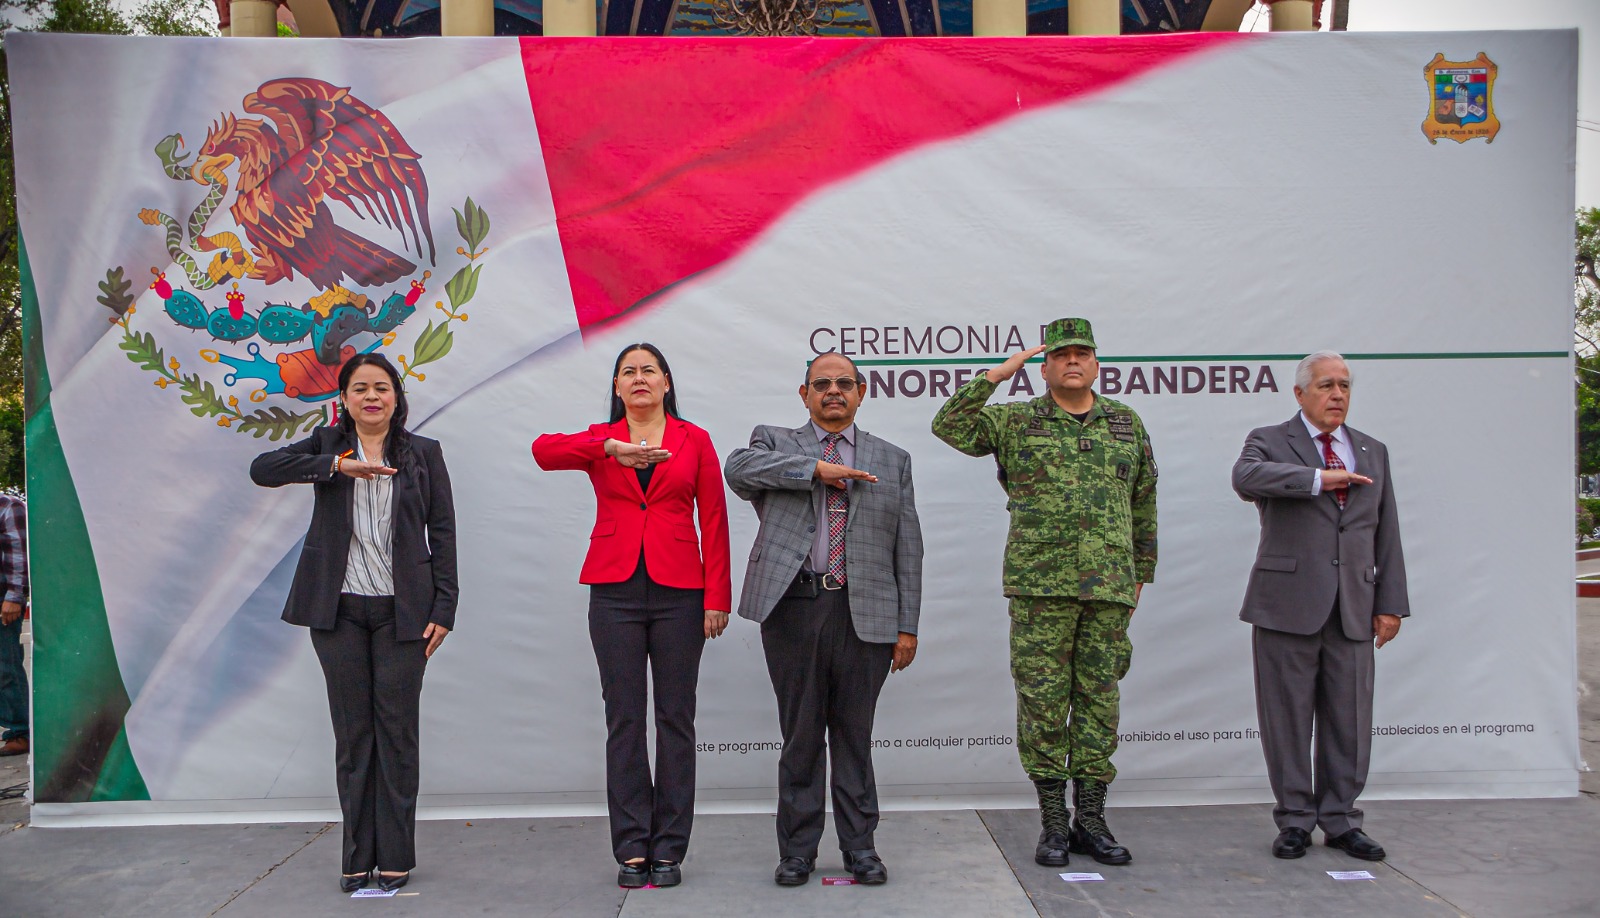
[1068,778,1132,865]
[1032,778,1071,866]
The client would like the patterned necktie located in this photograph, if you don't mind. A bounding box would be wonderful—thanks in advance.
[1317,432,1347,510]
[821,432,848,583]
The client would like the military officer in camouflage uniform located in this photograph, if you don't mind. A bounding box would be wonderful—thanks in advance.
[931,317,1156,868]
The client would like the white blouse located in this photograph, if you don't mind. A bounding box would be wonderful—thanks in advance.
[341,440,395,596]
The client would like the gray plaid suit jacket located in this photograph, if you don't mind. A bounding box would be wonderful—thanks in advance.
[724,423,923,644]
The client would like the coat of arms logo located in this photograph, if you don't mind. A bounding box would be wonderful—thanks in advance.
[1421,52,1500,145]
[96,77,491,438]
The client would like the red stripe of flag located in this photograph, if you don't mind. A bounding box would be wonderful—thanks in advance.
[520,35,1243,330]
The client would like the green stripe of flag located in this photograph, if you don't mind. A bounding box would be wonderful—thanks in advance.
[22,233,149,802]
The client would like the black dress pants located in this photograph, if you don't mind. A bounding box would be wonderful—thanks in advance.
[310,594,428,874]
[588,560,706,864]
[761,586,894,858]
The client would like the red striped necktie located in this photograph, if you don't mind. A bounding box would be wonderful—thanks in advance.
[1317,432,1347,510]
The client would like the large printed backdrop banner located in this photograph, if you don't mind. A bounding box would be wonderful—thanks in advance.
[8,31,1578,824]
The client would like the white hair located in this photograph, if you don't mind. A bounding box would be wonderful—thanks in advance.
[1294,351,1350,390]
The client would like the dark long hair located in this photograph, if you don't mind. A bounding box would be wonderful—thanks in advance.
[608,342,682,423]
[337,353,413,470]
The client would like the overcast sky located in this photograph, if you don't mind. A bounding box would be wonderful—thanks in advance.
[1246,0,1599,207]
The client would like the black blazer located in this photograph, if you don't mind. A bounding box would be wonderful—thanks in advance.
[251,426,458,641]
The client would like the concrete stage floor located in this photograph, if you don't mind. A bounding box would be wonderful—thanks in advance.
[0,592,1595,917]
[0,798,1596,917]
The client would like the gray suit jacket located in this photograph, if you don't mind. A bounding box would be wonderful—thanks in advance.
[724,423,923,644]
[1232,415,1409,640]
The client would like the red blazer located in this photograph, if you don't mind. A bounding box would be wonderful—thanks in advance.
[532,416,732,612]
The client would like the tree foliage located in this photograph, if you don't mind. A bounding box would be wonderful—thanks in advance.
[1578,207,1600,354]
[1575,209,1600,477]
[133,0,220,36]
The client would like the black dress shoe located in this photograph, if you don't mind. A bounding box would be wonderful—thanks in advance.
[376,871,409,892]
[1326,828,1386,861]
[617,862,650,888]
[649,860,682,887]
[1035,830,1070,867]
[1272,827,1311,859]
[339,870,370,893]
[774,855,815,886]
[842,848,888,885]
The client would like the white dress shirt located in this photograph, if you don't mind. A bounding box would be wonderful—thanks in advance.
[342,440,395,596]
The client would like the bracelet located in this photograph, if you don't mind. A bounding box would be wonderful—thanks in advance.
[332,455,343,475]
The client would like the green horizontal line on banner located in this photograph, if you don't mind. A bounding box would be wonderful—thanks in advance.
[846,351,1568,367]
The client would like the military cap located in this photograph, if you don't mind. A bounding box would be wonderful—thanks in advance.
[1042,317,1096,353]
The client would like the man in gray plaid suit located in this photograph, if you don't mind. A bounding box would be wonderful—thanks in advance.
[725,352,923,887]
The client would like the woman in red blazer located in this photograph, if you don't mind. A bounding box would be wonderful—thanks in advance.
[532,342,731,889]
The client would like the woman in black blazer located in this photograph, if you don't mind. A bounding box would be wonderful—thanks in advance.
[251,353,457,893]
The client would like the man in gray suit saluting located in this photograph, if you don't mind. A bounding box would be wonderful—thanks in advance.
[1232,351,1409,862]
[725,351,923,887]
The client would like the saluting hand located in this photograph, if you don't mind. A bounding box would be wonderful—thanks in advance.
[816,460,877,489]
[1321,469,1373,489]
[607,439,672,469]
[340,459,397,480]
[986,345,1047,384]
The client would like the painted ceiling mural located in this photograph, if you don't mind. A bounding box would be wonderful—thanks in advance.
[330,0,1215,37]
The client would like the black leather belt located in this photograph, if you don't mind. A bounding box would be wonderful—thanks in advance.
[784,569,845,600]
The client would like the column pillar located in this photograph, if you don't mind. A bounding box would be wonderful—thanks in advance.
[1067,0,1118,35]
[1267,0,1314,32]
[228,0,278,36]
[441,0,494,36]
[542,0,596,35]
[972,0,1025,37]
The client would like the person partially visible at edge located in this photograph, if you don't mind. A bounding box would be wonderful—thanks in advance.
[1231,351,1409,863]
[250,353,458,895]
[0,494,28,758]
[723,352,923,888]
[531,342,732,890]
[931,317,1157,870]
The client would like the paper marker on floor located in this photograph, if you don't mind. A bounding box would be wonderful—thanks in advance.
[1327,870,1377,881]
[1060,872,1105,882]
[821,877,858,886]
[351,888,397,898]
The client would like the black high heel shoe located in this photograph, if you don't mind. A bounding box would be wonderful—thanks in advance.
[376,870,410,891]
[617,861,650,888]
[340,870,370,893]
[649,860,682,887]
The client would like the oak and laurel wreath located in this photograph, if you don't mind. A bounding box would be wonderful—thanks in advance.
[100,198,491,440]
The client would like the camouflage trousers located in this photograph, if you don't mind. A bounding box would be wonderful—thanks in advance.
[1009,597,1133,784]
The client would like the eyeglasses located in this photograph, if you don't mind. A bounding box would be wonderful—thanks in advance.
[807,376,859,393]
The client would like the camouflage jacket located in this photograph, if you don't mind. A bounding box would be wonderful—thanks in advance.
[931,376,1157,604]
